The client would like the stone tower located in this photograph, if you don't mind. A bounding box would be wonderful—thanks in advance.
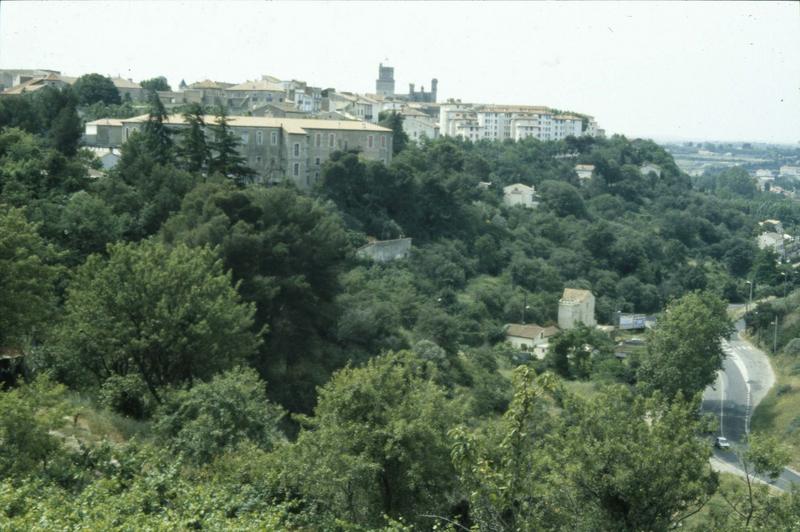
[376,63,395,97]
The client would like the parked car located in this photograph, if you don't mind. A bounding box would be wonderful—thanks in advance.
[714,436,731,450]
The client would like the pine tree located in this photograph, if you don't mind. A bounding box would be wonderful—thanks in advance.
[142,91,173,164]
[178,103,209,173]
[209,105,253,185]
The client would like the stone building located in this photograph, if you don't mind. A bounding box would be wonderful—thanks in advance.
[88,114,392,190]
[505,324,559,359]
[503,183,538,208]
[356,238,412,262]
[374,63,437,103]
[558,288,596,330]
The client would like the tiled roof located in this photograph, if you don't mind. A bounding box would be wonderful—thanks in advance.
[121,114,391,134]
[561,288,593,303]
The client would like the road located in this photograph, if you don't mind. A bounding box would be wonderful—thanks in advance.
[701,319,799,491]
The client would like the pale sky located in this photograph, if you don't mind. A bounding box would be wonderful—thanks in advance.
[1,1,798,143]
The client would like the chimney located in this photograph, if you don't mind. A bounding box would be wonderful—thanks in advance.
[409,83,415,94]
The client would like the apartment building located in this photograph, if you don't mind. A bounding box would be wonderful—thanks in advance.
[88,114,392,189]
[439,102,599,142]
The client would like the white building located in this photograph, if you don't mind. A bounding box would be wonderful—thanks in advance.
[503,183,538,208]
[575,164,595,181]
[401,108,439,143]
[439,102,598,143]
[505,323,560,359]
[640,163,662,177]
[558,288,596,330]
[754,169,774,178]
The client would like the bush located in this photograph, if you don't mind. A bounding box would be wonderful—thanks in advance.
[99,374,154,419]
[154,368,284,463]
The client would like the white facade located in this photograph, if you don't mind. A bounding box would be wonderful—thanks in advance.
[640,163,662,177]
[439,102,597,143]
[403,114,439,143]
[575,164,595,181]
[780,165,800,178]
[503,183,537,208]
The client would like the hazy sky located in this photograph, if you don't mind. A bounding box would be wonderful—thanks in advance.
[1,1,798,143]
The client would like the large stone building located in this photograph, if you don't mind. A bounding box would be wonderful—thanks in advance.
[86,114,392,189]
[374,63,437,103]
[558,288,596,330]
[439,102,599,142]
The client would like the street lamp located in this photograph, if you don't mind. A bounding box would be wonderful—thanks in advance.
[745,280,754,315]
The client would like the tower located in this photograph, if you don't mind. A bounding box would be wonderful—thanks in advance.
[376,63,395,97]
[431,78,438,102]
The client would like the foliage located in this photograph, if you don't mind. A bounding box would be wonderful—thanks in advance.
[378,111,408,154]
[208,105,253,184]
[0,206,61,350]
[139,76,171,92]
[177,102,209,173]
[162,183,349,412]
[638,291,733,398]
[0,376,68,479]
[72,73,121,106]
[286,351,460,527]
[141,91,173,164]
[56,239,260,400]
[154,368,284,463]
[452,369,718,531]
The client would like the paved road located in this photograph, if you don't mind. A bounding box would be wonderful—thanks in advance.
[701,319,798,491]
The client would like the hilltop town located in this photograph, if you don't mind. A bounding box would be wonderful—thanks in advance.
[0,65,602,188]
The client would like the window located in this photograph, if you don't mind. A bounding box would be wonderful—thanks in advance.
[368,135,374,148]
[315,133,321,147]
[293,143,300,157]
[257,131,263,145]
[329,133,335,147]
[240,132,249,144]
[293,163,299,177]
[315,157,320,166]
[381,135,386,147]
[271,131,278,145]
[256,156,262,164]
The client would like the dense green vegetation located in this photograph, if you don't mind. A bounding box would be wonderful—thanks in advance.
[1,86,799,529]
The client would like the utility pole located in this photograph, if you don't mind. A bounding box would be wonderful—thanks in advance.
[521,291,527,324]
[774,318,779,354]
[782,271,787,299]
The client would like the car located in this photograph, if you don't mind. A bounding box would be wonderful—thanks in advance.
[714,436,731,450]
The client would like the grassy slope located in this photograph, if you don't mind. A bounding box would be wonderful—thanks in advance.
[751,354,800,470]
[749,293,800,471]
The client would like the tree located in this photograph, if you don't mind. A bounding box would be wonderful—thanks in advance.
[0,206,61,350]
[178,103,210,173]
[545,324,614,379]
[208,106,252,185]
[554,387,718,530]
[0,376,68,479]
[287,350,459,527]
[139,76,171,92]
[57,239,260,401]
[705,433,795,530]
[539,180,586,217]
[154,367,284,463]
[161,183,350,412]
[142,91,173,164]
[72,73,121,105]
[637,291,733,398]
[378,111,408,154]
[56,191,127,264]
[451,370,718,531]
